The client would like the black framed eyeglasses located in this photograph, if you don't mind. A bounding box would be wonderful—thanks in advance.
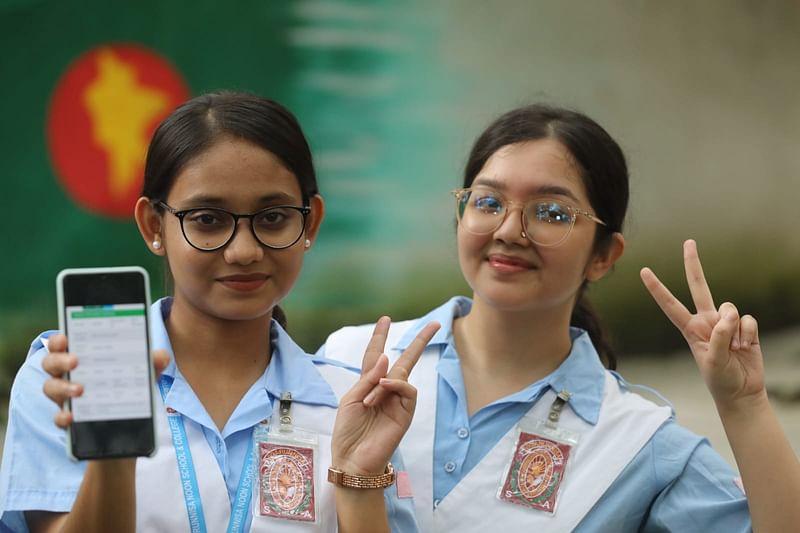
[157,201,311,251]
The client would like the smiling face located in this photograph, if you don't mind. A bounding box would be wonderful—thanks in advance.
[458,138,615,315]
[152,136,321,323]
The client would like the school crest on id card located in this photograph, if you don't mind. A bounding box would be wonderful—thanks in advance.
[258,442,316,522]
[499,431,572,513]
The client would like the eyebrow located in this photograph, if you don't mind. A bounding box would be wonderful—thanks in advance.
[177,192,300,207]
[472,176,580,202]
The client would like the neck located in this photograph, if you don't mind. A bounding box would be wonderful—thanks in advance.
[166,296,272,378]
[453,295,575,415]
[164,296,273,430]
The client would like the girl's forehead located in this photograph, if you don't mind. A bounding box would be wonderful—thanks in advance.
[477,139,586,200]
[170,139,301,200]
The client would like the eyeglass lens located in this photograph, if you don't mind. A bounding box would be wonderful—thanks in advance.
[181,207,306,250]
[456,189,575,246]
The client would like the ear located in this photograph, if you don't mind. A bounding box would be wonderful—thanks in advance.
[134,197,165,256]
[303,194,325,249]
[585,232,625,282]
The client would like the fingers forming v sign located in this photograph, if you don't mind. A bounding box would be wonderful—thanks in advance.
[332,317,440,475]
[640,240,765,405]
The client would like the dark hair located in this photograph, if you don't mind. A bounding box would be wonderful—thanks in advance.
[463,104,629,369]
[142,91,318,329]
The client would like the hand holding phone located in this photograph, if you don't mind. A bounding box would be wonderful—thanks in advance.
[55,267,158,460]
[42,336,170,429]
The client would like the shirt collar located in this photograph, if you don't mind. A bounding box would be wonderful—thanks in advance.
[151,298,338,409]
[394,296,471,351]
[543,328,606,425]
[392,296,606,425]
[265,320,339,408]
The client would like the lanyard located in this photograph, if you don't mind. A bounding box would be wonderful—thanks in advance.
[158,377,256,533]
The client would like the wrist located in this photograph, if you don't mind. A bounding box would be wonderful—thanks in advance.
[328,463,395,489]
[330,455,387,477]
[715,390,770,421]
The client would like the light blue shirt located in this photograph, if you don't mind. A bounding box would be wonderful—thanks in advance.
[322,296,752,532]
[0,298,417,533]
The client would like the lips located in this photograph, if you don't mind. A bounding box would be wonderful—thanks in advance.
[487,253,536,273]
[217,273,269,291]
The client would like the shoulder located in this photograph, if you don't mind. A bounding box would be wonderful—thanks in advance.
[637,421,750,530]
[319,319,419,366]
[638,418,740,490]
[0,332,84,516]
[308,357,360,399]
[598,370,674,424]
[9,331,59,402]
[326,319,419,344]
[591,419,748,531]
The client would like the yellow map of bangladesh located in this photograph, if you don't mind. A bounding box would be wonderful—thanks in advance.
[83,48,171,198]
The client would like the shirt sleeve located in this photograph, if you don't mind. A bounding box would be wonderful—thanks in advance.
[0,334,86,530]
[577,420,751,532]
[643,422,751,532]
[383,450,420,533]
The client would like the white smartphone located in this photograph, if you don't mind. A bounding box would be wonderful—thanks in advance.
[56,266,157,460]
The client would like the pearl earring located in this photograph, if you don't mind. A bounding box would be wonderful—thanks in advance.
[153,240,161,250]
[304,239,311,248]
[521,231,527,239]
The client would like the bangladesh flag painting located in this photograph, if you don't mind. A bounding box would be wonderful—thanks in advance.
[48,44,189,218]
[0,1,458,371]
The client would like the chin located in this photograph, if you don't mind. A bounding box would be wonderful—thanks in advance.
[473,286,535,312]
[211,299,276,322]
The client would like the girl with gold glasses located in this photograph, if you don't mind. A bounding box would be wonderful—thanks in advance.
[319,104,800,532]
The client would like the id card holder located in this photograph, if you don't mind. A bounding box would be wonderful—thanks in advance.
[497,390,579,515]
[252,392,320,524]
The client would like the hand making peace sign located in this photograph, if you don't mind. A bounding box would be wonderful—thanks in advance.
[640,239,765,408]
[331,317,440,476]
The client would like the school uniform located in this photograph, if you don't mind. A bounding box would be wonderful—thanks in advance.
[0,298,417,533]
[319,296,753,532]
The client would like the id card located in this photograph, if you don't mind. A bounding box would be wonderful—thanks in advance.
[252,397,320,525]
[257,441,316,522]
[497,395,579,516]
[498,429,573,513]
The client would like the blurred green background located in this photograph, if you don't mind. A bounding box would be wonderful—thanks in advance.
[1,0,799,409]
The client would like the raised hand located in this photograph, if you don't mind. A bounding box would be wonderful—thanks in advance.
[331,317,440,475]
[640,239,765,407]
[41,334,170,428]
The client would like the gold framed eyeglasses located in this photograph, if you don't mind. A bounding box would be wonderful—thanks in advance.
[452,187,606,247]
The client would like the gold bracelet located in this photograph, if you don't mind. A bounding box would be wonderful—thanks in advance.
[327,463,395,489]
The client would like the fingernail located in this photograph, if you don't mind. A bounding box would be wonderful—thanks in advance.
[363,391,375,406]
[725,312,736,322]
[69,384,80,395]
[379,378,391,385]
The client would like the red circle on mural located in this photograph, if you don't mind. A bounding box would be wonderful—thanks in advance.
[47,44,190,219]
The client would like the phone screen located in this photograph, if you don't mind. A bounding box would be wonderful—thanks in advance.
[58,267,156,459]
[66,303,151,422]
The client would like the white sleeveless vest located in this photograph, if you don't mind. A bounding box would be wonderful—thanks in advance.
[135,364,355,532]
[324,321,672,531]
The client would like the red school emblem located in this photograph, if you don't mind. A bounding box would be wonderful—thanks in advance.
[258,442,316,522]
[499,431,572,513]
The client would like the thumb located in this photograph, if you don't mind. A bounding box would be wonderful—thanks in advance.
[346,354,389,403]
[152,349,170,379]
[709,304,739,358]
